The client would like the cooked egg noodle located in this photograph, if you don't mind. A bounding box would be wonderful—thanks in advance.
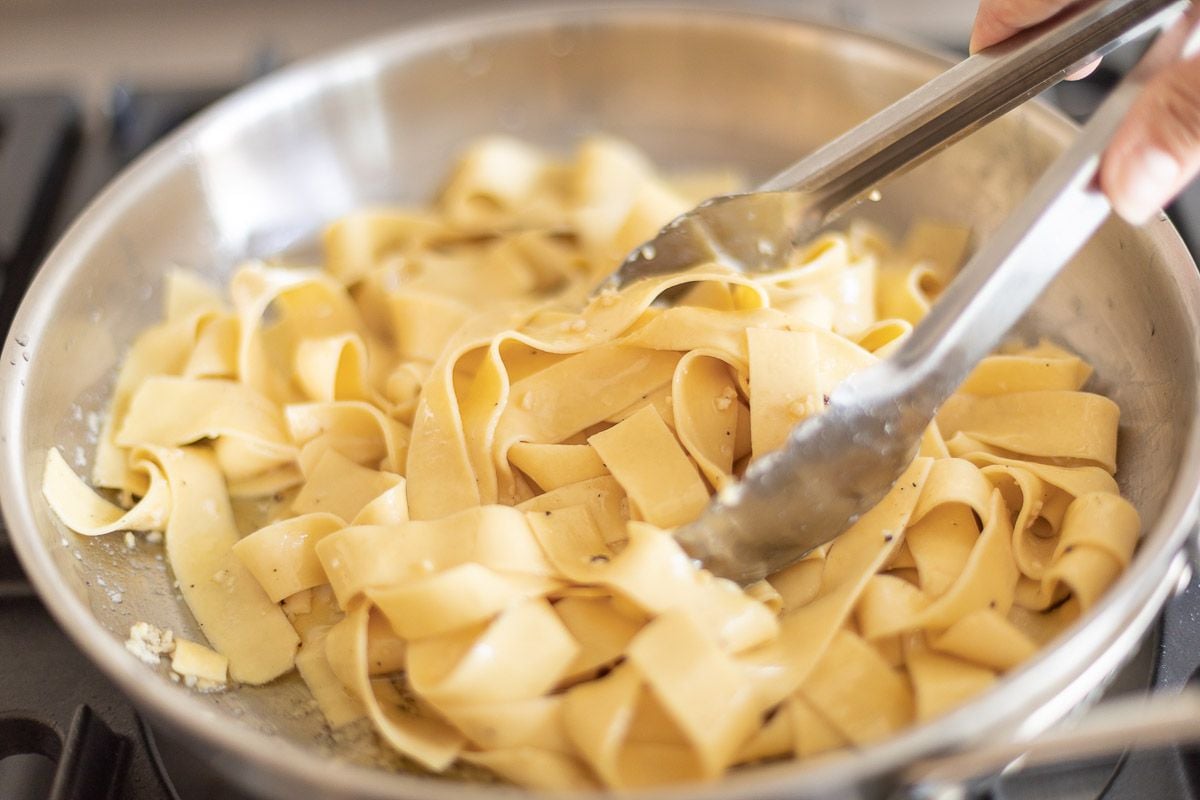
[42,137,1139,789]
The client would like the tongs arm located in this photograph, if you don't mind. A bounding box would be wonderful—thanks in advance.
[759,0,1186,210]
[605,0,1185,294]
[674,2,1199,584]
[870,0,1200,406]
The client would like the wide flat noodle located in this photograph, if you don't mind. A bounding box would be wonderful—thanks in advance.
[43,448,169,535]
[41,136,1141,790]
[588,406,709,527]
[326,605,464,770]
[232,512,344,602]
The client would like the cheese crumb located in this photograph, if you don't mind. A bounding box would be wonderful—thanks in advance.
[125,622,175,666]
[787,395,822,418]
[124,532,136,549]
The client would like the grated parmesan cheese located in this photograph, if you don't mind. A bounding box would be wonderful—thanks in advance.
[125,622,175,666]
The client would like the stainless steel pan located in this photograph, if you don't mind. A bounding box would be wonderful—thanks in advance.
[4,4,1200,799]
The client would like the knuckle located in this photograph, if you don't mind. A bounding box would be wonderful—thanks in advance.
[1146,64,1200,156]
[989,0,1070,29]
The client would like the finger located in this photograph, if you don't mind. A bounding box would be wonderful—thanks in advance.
[1100,54,1200,224]
[970,0,1081,53]
[1066,57,1102,81]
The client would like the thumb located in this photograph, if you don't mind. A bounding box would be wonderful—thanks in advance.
[1100,54,1200,224]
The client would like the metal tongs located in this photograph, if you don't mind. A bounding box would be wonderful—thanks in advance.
[603,0,1198,584]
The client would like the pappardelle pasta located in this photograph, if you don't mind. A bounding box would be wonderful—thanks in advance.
[43,137,1138,789]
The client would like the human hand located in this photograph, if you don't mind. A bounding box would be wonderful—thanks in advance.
[972,0,1200,224]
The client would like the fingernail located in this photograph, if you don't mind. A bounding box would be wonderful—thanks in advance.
[1113,148,1179,225]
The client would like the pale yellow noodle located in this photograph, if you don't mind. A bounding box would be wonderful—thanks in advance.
[42,136,1140,789]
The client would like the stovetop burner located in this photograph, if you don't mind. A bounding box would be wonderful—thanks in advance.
[2,67,1200,800]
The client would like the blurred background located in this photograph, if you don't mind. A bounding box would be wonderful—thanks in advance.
[1,0,977,111]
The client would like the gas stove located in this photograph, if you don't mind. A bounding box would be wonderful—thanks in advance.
[2,69,1200,800]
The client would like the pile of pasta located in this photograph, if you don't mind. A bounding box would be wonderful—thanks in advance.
[44,137,1140,790]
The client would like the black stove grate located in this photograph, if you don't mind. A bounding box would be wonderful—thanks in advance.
[0,94,79,341]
